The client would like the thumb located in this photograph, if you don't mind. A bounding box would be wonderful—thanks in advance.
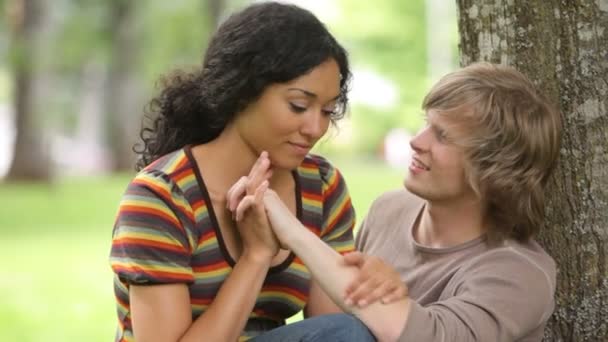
[343,251,365,267]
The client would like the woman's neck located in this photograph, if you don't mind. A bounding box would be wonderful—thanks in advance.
[189,125,291,201]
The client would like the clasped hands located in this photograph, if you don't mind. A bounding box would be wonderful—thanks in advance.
[226,152,407,308]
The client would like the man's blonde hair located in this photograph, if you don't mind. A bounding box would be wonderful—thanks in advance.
[422,62,562,242]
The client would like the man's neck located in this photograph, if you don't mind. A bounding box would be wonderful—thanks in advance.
[415,198,487,248]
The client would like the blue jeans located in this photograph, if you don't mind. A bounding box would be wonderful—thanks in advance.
[250,313,376,342]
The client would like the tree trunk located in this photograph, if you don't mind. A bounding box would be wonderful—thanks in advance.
[6,0,52,181]
[206,0,226,30]
[456,0,608,341]
[106,0,141,171]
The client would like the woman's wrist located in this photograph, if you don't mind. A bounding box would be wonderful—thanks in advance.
[240,247,275,266]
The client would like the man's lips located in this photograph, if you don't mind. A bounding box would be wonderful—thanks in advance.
[411,157,430,170]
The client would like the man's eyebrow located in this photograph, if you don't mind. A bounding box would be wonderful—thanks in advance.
[288,88,340,101]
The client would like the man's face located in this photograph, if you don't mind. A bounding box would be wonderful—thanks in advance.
[404,109,477,203]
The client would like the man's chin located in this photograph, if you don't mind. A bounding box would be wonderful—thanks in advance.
[404,181,427,199]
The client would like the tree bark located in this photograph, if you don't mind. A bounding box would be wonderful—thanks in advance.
[456,0,608,340]
[6,0,52,181]
[206,0,226,30]
[106,0,141,171]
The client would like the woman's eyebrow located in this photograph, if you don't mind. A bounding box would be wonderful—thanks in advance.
[288,88,340,101]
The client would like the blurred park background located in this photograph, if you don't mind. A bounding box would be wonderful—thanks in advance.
[0,0,458,340]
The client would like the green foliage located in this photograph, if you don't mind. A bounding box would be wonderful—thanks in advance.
[139,0,213,86]
[53,1,112,71]
[328,0,429,155]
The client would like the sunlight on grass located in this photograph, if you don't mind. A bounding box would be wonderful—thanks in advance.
[0,231,116,341]
[0,159,405,340]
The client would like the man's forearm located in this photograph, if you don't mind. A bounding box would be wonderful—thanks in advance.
[285,224,411,342]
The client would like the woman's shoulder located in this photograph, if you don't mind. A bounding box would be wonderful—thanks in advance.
[301,153,342,184]
[141,148,191,176]
[127,148,195,200]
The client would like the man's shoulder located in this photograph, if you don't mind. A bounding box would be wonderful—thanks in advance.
[356,188,421,254]
[371,188,425,216]
[504,239,556,282]
[361,188,424,239]
[465,239,556,290]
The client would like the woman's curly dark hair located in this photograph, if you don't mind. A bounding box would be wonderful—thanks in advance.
[135,2,352,170]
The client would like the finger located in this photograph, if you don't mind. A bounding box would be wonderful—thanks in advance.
[227,176,248,211]
[358,281,393,308]
[263,168,273,182]
[344,263,374,296]
[226,176,243,206]
[248,153,271,192]
[247,151,267,178]
[346,276,381,305]
[235,195,256,221]
[254,180,269,205]
[381,285,408,304]
[344,270,367,296]
[247,158,270,194]
[342,251,365,267]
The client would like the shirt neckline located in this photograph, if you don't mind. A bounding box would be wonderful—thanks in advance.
[184,145,301,273]
[408,201,486,254]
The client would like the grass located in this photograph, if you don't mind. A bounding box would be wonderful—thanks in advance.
[0,158,405,341]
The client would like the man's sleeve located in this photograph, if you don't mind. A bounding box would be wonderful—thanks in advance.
[398,249,555,342]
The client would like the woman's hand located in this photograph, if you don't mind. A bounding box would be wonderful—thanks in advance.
[226,152,279,262]
[343,252,408,308]
[226,151,273,214]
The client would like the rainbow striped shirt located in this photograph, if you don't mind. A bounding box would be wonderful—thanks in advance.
[109,147,355,341]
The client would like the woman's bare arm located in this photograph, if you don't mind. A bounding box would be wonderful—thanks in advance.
[130,251,274,342]
[130,155,278,342]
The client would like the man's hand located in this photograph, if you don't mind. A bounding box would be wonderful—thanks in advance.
[343,251,408,308]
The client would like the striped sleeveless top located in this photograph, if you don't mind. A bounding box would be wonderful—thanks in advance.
[109,147,355,341]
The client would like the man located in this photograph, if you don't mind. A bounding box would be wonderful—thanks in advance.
[345,61,562,341]
[234,62,562,341]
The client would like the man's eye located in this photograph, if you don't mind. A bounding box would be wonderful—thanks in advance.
[433,127,447,141]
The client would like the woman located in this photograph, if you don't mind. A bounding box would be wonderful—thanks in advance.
[109,2,400,341]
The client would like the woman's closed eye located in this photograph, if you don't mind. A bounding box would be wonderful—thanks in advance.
[321,110,335,117]
[321,105,337,117]
[289,103,307,113]
[289,102,336,117]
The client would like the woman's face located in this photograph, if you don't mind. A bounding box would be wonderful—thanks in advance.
[234,58,342,169]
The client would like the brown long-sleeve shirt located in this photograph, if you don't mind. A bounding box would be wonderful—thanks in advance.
[356,189,556,342]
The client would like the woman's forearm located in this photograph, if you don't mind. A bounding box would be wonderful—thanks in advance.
[130,253,272,342]
[182,252,272,342]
